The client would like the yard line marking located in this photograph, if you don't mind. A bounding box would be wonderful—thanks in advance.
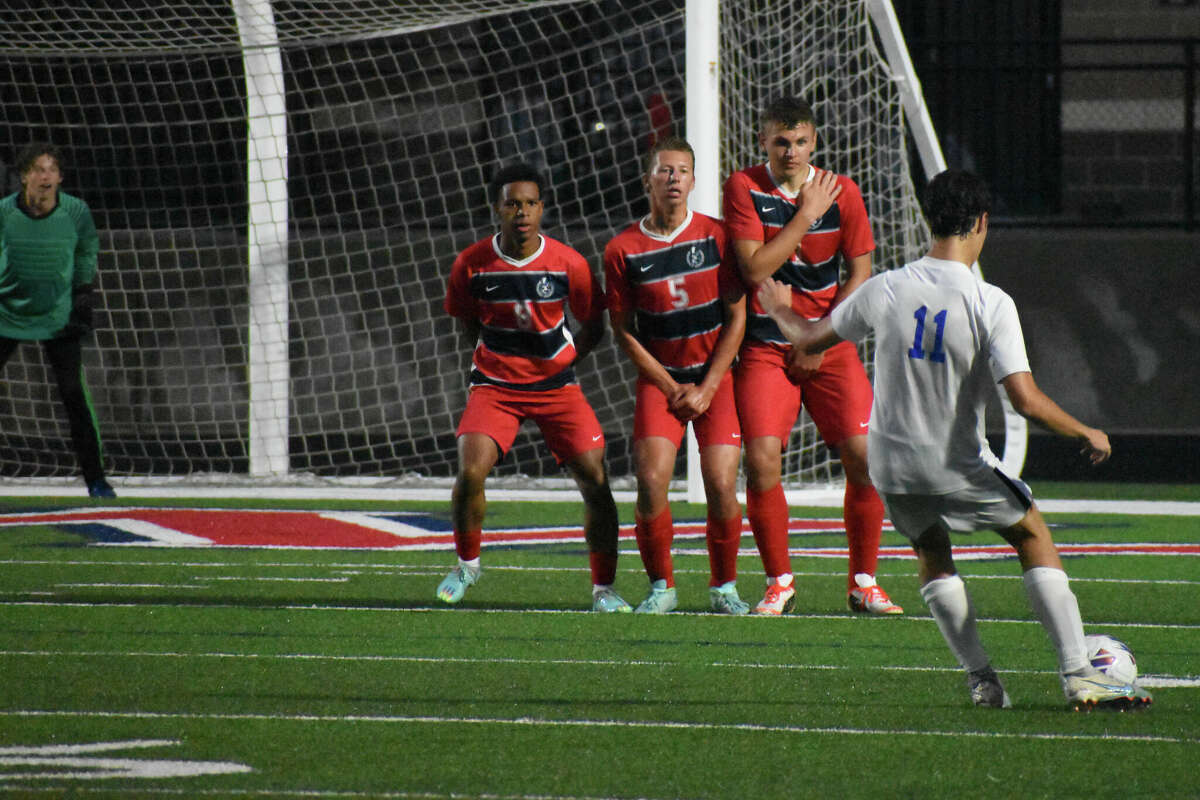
[0,737,252,780]
[0,739,177,756]
[2,598,1199,630]
[203,576,350,583]
[2,649,1194,687]
[53,583,206,590]
[0,788,626,800]
[1,709,1192,744]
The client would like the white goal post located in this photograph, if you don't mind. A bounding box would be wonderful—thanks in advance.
[0,0,1024,495]
[865,0,1028,479]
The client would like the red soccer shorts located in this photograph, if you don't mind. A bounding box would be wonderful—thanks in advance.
[734,340,873,446]
[633,371,741,449]
[456,382,605,463]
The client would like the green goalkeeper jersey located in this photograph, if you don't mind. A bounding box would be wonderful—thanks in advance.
[0,191,99,340]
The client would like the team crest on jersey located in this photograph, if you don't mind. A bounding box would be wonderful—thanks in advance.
[536,275,554,298]
[686,245,704,268]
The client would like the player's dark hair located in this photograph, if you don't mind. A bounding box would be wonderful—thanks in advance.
[761,96,816,130]
[15,142,65,176]
[923,169,992,238]
[644,136,696,174]
[489,163,545,204]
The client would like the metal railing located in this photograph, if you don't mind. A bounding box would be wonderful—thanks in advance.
[910,36,1199,228]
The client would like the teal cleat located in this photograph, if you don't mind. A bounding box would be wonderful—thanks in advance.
[709,581,751,615]
[436,563,480,605]
[592,587,633,613]
[634,579,678,614]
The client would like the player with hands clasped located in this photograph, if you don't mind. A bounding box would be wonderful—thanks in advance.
[757,169,1152,710]
[0,142,114,498]
[723,96,900,615]
[440,163,631,613]
[604,137,749,614]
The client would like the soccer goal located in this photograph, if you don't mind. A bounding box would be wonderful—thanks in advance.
[0,0,1022,495]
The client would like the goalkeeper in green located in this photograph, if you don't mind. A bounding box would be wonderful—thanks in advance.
[0,143,114,497]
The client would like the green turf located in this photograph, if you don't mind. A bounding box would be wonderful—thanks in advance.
[0,485,1196,798]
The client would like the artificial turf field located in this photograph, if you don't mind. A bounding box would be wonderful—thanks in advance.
[0,482,1196,798]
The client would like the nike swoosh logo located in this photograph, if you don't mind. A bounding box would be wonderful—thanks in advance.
[592,434,603,441]
[731,433,741,438]
[485,285,500,292]
[639,264,654,272]
[859,422,870,428]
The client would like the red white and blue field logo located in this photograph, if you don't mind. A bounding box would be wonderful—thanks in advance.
[0,508,848,552]
[1,507,1197,558]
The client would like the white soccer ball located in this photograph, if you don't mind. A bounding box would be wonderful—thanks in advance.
[1085,634,1138,685]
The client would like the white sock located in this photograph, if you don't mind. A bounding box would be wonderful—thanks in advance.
[459,557,481,573]
[1023,566,1088,674]
[770,573,794,588]
[920,574,990,674]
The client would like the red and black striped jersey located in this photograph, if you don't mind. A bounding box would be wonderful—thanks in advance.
[723,163,874,346]
[445,233,604,389]
[604,210,737,383]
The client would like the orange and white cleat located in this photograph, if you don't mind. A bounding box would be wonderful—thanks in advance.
[753,577,796,615]
[847,573,904,615]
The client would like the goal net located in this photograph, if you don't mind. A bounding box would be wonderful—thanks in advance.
[0,0,928,491]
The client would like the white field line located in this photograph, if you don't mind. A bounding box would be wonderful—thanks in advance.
[1,598,1199,632]
[1,647,1194,688]
[0,788,649,800]
[2,558,1199,588]
[0,708,1192,745]
[0,791,636,800]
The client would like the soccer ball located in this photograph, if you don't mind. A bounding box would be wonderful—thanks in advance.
[1085,634,1138,685]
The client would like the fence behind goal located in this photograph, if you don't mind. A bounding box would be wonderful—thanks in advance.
[0,0,928,489]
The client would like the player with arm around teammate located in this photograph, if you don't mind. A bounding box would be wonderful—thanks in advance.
[440,163,630,613]
[0,142,114,498]
[604,136,749,614]
[756,169,1152,710]
[723,95,899,615]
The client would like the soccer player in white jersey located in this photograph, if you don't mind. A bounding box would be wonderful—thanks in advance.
[755,170,1152,710]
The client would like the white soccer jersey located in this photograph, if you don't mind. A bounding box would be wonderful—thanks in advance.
[831,255,1030,494]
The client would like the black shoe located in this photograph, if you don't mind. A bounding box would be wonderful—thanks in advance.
[87,478,117,498]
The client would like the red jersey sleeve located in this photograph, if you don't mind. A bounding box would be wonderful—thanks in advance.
[444,250,475,319]
[713,225,745,300]
[722,171,764,243]
[567,250,605,323]
[602,237,633,316]
[834,176,875,259]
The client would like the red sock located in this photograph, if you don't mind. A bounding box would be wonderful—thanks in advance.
[747,484,790,578]
[635,507,675,586]
[590,550,619,586]
[455,528,482,561]
[706,512,743,586]
[844,482,884,590]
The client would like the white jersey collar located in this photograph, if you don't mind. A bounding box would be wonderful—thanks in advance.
[638,209,694,242]
[765,163,815,200]
[492,233,546,266]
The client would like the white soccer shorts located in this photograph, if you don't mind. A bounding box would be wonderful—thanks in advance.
[882,467,1034,541]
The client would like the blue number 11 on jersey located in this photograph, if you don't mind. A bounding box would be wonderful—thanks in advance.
[908,306,947,363]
